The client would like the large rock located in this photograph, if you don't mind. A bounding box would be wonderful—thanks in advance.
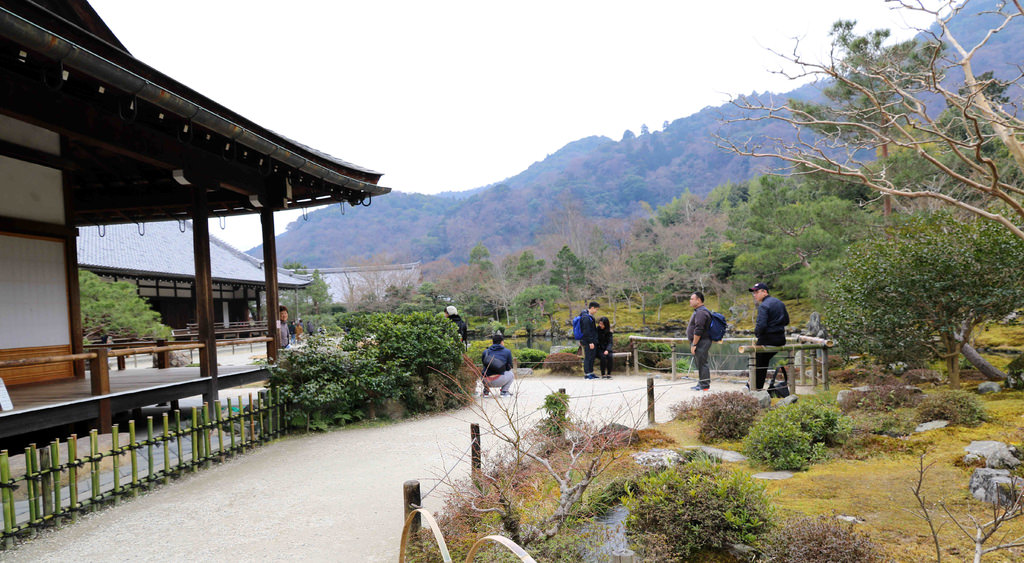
[631,448,682,468]
[836,389,851,405]
[775,395,799,408]
[750,390,771,409]
[977,381,1002,395]
[969,468,1024,507]
[915,420,949,433]
[698,446,748,463]
[549,345,579,354]
[964,441,1021,469]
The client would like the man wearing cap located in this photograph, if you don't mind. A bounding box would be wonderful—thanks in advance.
[580,301,600,380]
[750,283,789,389]
[481,334,514,397]
[445,305,468,347]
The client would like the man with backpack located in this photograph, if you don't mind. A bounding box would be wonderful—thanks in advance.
[579,301,600,380]
[751,282,789,390]
[687,291,715,391]
[480,333,514,397]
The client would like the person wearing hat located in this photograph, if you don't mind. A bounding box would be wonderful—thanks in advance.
[750,282,789,390]
[480,333,514,397]
[445,305,468,347]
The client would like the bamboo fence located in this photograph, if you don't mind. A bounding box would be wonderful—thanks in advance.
[0,390,287,547]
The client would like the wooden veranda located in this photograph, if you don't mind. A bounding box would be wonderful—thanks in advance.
[0,0,390,442]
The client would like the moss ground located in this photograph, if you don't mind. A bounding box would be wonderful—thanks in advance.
[647,387,1024,562]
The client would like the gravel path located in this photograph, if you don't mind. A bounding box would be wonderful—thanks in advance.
[4,374,743,562]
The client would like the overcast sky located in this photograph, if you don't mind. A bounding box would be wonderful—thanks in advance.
[89,0,937,251]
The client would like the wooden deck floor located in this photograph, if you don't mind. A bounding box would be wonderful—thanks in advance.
[0,366,269,440]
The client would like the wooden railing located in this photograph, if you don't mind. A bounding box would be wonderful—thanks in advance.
[0,391,286,548]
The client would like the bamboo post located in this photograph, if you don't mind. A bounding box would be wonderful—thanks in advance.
[810,349,819,387]
[248,393,256,449]
[403,480,422,533]
[257,393,266,441]
[227,398,236,452]
[147,416,155,485]
[647,378,655,425]
[215,400,224,456]
[174,410,183,476]
[49,440,60,516]
[1,450,13,548]
[129,420,139,496]
[40,444,52,517]
[201,403,212,468]
[89,430,100,511]
[471,423,481,475]
[68,436,79,521]
[160,413,171,487]
[670,343,677,381]
[747,348,757,390]
[25,445,38,526]
[821,347,830,391]
[190,407,199,471]
[111,425,120,503]
[795,350,804,386]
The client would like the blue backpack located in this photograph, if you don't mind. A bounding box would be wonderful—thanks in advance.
[706,309,727,342]
[571,313,584,340]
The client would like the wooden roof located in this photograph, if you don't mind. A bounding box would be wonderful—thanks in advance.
[0,0,390,227]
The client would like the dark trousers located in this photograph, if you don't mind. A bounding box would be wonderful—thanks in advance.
[598,350,613,375]
[583,344,596,375]
[755,333,786,389]
[693,338,712,388]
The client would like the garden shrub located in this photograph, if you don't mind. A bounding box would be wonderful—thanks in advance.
[694,391,761,442]
[829,364,895,385]
[848,410,919,438]
[761,515,885,562]
[622,459,774,561]
[512,347,548,368]
[466,339,491,360]
[743,401,851,470]
[837,384,922,412]
[540,391,569,436]
[916,389,987,426]
[637,342,670,367]
[270,313,470,429]
[543,352,581,374]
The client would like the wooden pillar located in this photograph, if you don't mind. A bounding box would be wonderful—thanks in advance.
[63,156,85,378]
[261,207,280,363]
[89,348,111,433]
[192,187,218,407]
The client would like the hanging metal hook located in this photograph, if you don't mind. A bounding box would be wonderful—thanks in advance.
[119,94,138,123]
[360,195,372,207]
[218,215,227,230]
[301,207,309,221]
[178,218,186,233]
[338,203,345,215]
[136,220,145,236]
[97,224,106,238]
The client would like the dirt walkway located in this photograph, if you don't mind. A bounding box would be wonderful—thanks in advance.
[4,374,742,562]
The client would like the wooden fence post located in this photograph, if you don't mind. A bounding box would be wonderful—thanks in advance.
[747,348,757,390]
[404,480,422,533]
[810,349,819,387]
[470,423,481,475]
[632,345,639,376]
[647,377,655,425]
[670,343,677,381]
[89,348,111,433]
[821,347,830,391]
[156,339,169,369]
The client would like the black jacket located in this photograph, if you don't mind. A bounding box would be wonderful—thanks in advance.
[597,326,613,353]
[448,314,468,343]
[579,310,598,345]
[755,296,789,340]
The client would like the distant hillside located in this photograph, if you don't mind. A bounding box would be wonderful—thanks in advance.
[253,0,1022,267]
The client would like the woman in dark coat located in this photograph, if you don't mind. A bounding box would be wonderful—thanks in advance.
[596,316,614,379]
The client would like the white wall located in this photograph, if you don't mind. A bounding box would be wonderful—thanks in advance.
[0,155,64,224]
[0,234,70,348]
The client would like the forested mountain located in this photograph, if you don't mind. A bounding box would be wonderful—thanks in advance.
[253,0,1022,268]
[253,85,816,267]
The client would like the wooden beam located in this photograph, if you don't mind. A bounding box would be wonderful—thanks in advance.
[261,207,280,363]
[191,186,219,406]
[0,215,77,239]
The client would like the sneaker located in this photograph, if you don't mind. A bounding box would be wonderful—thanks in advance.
[690,384,709,391]
[500,391,513,397]
[482,391,491,397]
[601,375,612,379]
[584,374,598,380]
